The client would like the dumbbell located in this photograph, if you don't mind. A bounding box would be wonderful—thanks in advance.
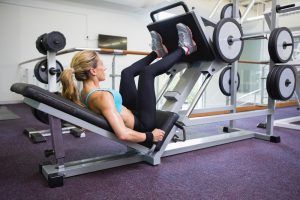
[36,31,66,55]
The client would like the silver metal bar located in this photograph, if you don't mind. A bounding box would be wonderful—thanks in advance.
[181,109,272,126]
[260,65,267,105]
[185,74,212,117]
[230,0,240,128]
[179,105,235,115]
[23,98,151,154]
[209,0,224,18]
[42,151,144,178]
[162,130,272,157]
[241,0,256,23]
[157,74,175,104]
[111,55,116,89]
[276,2,300,14]
[274,116,300,131]
[19,47,148,67]
[47,52,57,93]
[266,0,278,136]
[19,48,78,66]
[161,65,204,113]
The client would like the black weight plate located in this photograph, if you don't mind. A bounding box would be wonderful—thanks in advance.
[268,28,276,63]
[43,31,66,52]
[219,66,240,96]
[34,59,64,84]
[275,65,296,100]
[35,33,48,55]
[34,59,48,84]
[266,66,281,100]
[268,27,294,63]
[213,18,244,63]
[271,66,282,99]
[220,3,242,19]
[266,67,276,99]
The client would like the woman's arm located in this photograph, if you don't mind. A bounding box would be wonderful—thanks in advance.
[90,92,151,143]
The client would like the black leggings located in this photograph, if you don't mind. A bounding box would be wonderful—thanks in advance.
[119,48,184,132]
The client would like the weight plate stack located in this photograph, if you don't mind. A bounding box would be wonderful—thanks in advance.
[268,27,294,63]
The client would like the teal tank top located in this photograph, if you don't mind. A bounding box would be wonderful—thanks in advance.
[81,88,123,113]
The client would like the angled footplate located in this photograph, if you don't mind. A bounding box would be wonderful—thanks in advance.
[11,83,179,187]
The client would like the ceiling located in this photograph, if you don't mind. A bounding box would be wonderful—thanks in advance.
[61,0,176,12]
[59,0,297,15]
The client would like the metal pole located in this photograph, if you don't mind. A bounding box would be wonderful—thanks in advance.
[209,0,224,18]
[47,52,57,93]
[260,65,266,105]
[229,0,239,128]
[266,0,277,136]
[111,55,116,89]
[241,0,256,23]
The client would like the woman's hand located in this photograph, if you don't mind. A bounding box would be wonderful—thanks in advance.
[152,129,165,142]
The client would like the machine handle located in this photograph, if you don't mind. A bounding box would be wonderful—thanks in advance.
[150,1,189,22]
[276,4,295,12]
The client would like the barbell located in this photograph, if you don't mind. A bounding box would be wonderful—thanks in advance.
[213,18,294,63]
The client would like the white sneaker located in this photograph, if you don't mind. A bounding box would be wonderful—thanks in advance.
[176,23,197,55]
[150,31,168,58]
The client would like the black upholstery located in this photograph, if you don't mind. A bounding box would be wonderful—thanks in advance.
[10,83,179,147]
[147,11,215,63]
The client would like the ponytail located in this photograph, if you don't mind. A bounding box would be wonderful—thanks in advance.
[60,68,81,105]
[60,50,98,106]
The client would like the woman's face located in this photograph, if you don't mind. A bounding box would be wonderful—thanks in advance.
[94,57,106,81]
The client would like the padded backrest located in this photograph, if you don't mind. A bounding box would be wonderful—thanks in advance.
[147,11,215,63]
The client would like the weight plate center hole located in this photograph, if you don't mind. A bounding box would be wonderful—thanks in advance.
[227,36,233,46]
[285,79,291,87]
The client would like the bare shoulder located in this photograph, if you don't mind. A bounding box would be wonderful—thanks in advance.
[89,91,115,113]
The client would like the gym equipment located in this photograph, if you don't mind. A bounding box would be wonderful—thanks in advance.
[148,1,279,156]
[266,65,296,101]
[34,59,63,84]
[15,0,291,187]
[276,3,296,13]
[149,1,215,63]
[268,27,294,63]
[219,66,240,96]
[213,18,244,63]
[28,31,84,143]
[11,83,179,187]
[220,3,242,19]
[213,18,294,64]
[274,64,300,130]
[35,31,66,55]
[36,33,48,55]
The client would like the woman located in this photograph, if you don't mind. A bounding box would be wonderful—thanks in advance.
[60,23,197,147]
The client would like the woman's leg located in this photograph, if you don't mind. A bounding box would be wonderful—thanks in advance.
[136,48,185,130]
[119,51,157,110]
[136,23,197,131]
[119,31,168,111]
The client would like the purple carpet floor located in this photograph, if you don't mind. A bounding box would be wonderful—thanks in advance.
[0,103,299,200]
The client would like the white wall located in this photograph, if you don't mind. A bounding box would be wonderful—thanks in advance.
[0,0,151,104]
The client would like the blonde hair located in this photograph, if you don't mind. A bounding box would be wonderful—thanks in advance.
[60,50,98,105]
